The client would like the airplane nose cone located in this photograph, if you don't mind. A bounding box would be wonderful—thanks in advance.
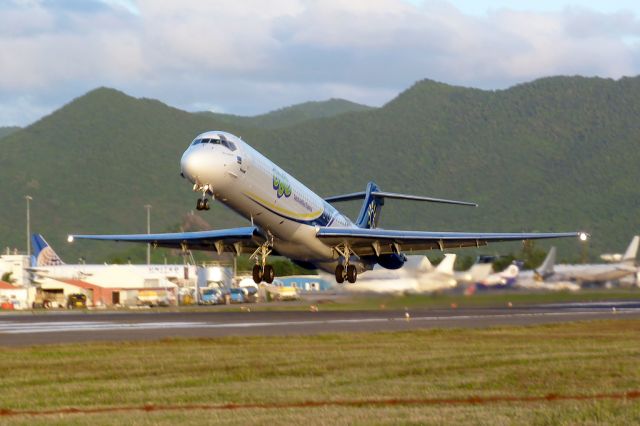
[180,147,227,187]
[180,150,201,183]
[180,149,215,184]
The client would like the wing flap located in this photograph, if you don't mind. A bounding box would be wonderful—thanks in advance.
[316,227,582,255]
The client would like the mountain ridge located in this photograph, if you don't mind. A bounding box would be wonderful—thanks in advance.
[1,76,638,262]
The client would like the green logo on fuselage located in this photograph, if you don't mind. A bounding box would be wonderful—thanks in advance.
[273,169,292,198]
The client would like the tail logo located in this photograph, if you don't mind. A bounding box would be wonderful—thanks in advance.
[37,247,64,266]
[367,201,377,228]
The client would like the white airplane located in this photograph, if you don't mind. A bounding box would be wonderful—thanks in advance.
[600,237,639,262]
[516,247,580,291]
[31,234,196,283]
[342,254,459,294]
[68,130,584,284]
[545,236,639,285]
[476,263,520,289]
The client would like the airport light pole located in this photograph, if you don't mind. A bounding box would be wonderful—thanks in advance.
[25,195,33,257]
[145,204,152,265]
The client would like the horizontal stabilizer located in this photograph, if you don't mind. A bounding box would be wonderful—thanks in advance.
[325,191,477,207]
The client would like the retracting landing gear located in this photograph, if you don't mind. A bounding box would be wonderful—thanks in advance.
[334,243,358,284]
[250,238,275,284]
[194,183,212,211]
[196,198,210,211]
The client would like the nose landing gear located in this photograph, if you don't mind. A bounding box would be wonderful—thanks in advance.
[194,183,212,211]
[196,198,210,211]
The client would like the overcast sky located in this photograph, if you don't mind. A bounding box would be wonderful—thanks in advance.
[1,0,639,126]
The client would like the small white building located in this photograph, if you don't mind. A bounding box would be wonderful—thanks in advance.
[0,251,31,286]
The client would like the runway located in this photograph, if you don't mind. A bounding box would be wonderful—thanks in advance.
[1,301,640,346]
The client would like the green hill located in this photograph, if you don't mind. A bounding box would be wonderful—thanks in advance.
[199,98,373,129]
[1,77,639,263]
[0,126,20,139]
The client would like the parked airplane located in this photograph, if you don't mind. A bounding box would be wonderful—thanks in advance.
[541,236,638,285]
[600,238,639,262]
[515,246,589,291]
[475,263,520,289]
[68,131,585,284]
[31,234,196,283]
[340,254,458,294]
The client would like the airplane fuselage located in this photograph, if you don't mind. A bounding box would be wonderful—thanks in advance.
[180,131,357,273]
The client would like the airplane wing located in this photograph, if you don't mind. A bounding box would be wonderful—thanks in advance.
[68,226,263,255]
[316,228,583,256]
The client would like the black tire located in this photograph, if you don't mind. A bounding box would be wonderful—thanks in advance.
[196,198,203,210]
[203,199,210,210]
[252,264,262,283]
[264,265,275,284]
[346,265,357,283]
[335,264,345,284]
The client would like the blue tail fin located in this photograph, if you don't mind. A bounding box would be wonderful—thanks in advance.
[355,182,384,229]
[31,234,65,266]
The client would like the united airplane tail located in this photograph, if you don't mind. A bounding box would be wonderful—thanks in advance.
[31,234,65,267]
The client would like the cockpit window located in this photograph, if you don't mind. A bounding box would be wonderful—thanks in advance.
[221,140,237,151]
[191,136,236,151]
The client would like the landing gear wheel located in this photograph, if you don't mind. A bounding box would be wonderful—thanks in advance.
[335,264,345,284]
[346,265,357,283]
[203,198,210,210]
[196,198,203,210]
[263,265,275,284]
[252,264,263,283]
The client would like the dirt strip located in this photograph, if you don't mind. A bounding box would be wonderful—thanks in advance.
[2,391,639,417]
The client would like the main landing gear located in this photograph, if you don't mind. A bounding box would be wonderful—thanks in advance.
[250,239,275,284]
[334,243,358,284]
[194,183,212,211]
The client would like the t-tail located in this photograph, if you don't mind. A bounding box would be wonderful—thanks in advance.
[325,181,477,230]
[31,234,65,267]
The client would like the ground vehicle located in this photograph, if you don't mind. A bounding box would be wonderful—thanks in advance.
[271,285,300,301]
[137,290,171,307]
[67,293,87,309]
[229,288,246,303]
[229,287,258,303]
[200,288,225,305]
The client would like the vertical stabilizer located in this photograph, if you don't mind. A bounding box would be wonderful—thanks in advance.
[355,182,384,229]
[536,247,556,279]
[622,236,639,263]
[435,253,456,275]
[31,234,65,266]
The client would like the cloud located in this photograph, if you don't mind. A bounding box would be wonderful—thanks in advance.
[0,0,639,125]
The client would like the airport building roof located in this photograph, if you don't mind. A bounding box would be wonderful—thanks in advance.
[0,280,16,289]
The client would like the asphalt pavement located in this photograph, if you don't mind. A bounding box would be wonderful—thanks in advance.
[1,301,640,346]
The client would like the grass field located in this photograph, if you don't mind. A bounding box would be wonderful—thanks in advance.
[1,319,640,424]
